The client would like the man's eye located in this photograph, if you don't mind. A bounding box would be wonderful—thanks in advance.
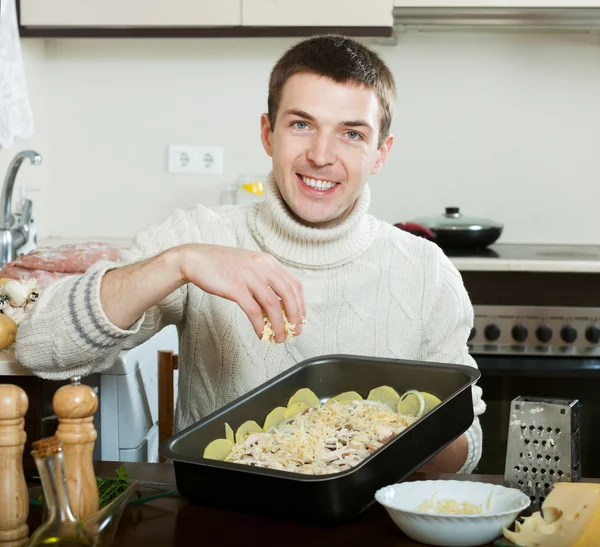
[293,121,309,130]
[347,131,362,140]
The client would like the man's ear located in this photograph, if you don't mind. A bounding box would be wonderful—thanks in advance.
[261,113,273,157]
[371,133,394,175]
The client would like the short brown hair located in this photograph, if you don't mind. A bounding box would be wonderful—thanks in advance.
[268,34,396,148]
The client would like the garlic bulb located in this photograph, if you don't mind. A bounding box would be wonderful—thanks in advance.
[3,280,28,307]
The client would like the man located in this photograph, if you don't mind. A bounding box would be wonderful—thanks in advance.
[16,34,485,473]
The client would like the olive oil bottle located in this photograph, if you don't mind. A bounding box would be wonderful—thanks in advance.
[27,437,95,547]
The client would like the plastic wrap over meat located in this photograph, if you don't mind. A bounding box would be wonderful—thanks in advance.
[0,241,120,288]
[0,264,73,288]
[11,241,119,273]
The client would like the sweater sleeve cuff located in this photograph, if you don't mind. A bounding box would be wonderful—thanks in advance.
[68,262,146,350]
[457,416,483,474]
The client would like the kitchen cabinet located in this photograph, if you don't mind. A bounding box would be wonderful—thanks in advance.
[394,0,600,5]
[19,0,241,28]
[392,0,600,28]
[18,0,394,37]
[242,0,394,28]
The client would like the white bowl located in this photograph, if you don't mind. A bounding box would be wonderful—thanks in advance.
[375,480,530,547]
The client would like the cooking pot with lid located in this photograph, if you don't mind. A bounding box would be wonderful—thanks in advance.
[409,207,503,250]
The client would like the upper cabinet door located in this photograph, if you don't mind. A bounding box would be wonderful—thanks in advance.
[20,0,242,27]
[394,0,600,6]
[242,0,394,27]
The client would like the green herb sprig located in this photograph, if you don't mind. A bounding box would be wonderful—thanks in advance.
[97,465,133,508]
[36,465,135,509]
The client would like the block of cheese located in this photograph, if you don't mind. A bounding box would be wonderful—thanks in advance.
[502,482,600,547]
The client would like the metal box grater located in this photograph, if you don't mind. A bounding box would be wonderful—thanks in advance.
[504,396,581,512]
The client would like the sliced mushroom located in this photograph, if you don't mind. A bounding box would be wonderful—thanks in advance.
[27,289,40,304]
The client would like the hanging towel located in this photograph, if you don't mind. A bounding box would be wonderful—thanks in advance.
[0,0,34,149]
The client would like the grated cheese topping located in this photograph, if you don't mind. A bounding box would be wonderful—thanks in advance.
[224,399,417,475]
[260,301,305,344]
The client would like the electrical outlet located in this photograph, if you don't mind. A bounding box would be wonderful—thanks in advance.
[167,145,224,175]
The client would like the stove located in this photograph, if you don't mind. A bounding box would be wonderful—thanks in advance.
[446,243,600,262]
[454,244,600,478]
[442,244,600,357]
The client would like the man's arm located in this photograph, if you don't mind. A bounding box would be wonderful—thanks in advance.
[102,243,305,341]
[417,434,468,473]
[418,248,487,474]
[17,206,306,379]
[100,247,186,330]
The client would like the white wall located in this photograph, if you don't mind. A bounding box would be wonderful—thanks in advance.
[1,31,599,244]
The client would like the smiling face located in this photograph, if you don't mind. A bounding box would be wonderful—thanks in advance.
[261,72,394,228]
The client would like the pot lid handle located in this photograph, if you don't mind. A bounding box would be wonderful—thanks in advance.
[445,207,461,216]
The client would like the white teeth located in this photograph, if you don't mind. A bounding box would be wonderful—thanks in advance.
[301,176,336,191]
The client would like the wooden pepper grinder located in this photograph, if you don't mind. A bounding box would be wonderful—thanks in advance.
[0,384,29,547]
[52,376,99,521]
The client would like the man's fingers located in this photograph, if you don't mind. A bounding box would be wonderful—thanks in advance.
[266,274,303,335]
[250,284,286,342]
[236,290,267,338]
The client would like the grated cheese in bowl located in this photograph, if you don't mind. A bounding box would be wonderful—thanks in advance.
[224,399,418,475]
[416,495,484,515]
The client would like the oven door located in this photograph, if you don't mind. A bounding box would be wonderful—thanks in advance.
[473,355,600,478]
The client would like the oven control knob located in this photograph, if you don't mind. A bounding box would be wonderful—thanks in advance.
[536,325,553,343]
[484,324,501,342]
[560,326,578,344]
[511,324,528,343]
[585,326,600,344]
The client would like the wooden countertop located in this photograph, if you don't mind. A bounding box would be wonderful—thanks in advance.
[27,462,530,547]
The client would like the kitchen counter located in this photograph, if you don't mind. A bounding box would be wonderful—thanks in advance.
[35,239,600,273]
[450,256,600,273]
[26,462,600,546]
[0,348,31,376]
[447,244,600,273]
[27,462,524,547]
[36,236,132,249]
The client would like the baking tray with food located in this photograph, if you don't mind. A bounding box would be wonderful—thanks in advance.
[159,354,480,524]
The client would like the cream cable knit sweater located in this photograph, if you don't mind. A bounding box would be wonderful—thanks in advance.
[16,174,486,473]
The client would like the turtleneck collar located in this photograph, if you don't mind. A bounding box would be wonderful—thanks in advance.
[248,172,379,269]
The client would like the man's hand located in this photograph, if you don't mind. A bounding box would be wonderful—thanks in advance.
[101,244,306,343]
[417,434,468,473]
[180,244,305,342]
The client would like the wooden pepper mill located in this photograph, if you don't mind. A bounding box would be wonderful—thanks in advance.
[0,384,29,547]
[52,376,99,521]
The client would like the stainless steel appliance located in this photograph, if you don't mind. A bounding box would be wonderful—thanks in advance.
[450,244,600,479]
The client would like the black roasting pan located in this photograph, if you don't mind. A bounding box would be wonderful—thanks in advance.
[159,354,480,524]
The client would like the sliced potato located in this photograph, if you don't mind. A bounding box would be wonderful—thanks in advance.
[421,391,442,412]
[284,402,309,419]
[287,388,320,410]
[367,386,400,410]
[398,390,442,417]
[263,406,287,431]
[326,391,363,405]
[203,438,233,460]
[235,420,263,444]
[225,422,234,444]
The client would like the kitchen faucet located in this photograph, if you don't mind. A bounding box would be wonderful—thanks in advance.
[0,150,42,266]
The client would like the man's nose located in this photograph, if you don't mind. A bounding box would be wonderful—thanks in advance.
[306,132,336,167]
